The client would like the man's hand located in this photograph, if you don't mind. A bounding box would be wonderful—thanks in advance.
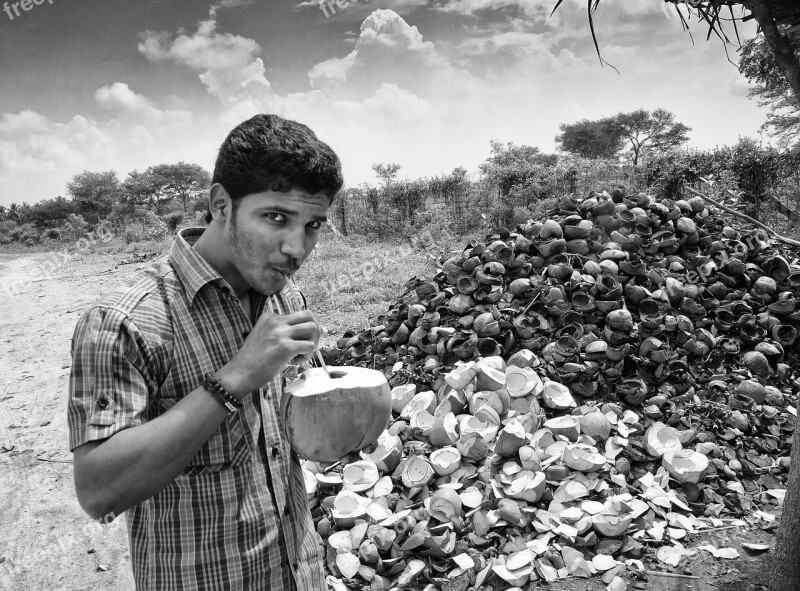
[216,311,324,397]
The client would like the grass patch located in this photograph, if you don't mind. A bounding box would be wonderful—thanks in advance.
[294,233,472,347]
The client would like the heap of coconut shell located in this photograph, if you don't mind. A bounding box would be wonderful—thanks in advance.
[314,189,798,590]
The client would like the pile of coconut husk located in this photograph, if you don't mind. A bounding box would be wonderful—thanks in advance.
[310,189,798,591]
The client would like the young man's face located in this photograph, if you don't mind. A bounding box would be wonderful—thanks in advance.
[225,189,330,296]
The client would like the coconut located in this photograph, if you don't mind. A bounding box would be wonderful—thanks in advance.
[504,469,547,502]
[578,410,612,441]
[644,422,683,458]
[735,379,767,404]
[507,349,538,368]
[544,415,581,442]
[444,363,477,390]
[663,449,710,484]
[391,384,417,413]
[505,366,542,397]
[400,456,435,489]
[332,490,369,528]
[495,421,527,456]
[475,365,506,391]
[361,431,403,472]
[457,431,490,462]
[429,446,462,476]
[342,460,380,492]
[742,351,771,376]
[282,367,392,462]
[429,412,459,447]
[427,488,463,524]
[409,408,436,438]
[563,443,607,472]
[391,378,424,408]
[592,512,633,537]
[542,381,576,410]
[303,467,318,501]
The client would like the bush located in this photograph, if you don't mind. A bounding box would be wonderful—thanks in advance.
[43,227,62,240]
[22,231,40,245]
[123,226,147,244]
[60,214,89,242]
[163,212,184,234]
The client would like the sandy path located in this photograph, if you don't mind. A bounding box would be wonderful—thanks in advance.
[1,251,143,591]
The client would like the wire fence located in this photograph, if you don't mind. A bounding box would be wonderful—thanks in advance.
[329,164,630,238]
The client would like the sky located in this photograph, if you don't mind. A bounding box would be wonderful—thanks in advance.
[0,0,768,208]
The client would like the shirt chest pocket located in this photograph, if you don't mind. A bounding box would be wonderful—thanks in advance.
[156,392,251,476]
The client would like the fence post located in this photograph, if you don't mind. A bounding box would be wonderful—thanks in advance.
[341,201,348,236]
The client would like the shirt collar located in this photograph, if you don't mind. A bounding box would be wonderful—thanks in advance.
[169,227,228,305]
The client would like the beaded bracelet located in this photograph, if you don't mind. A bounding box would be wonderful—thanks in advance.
[202,372,243,413]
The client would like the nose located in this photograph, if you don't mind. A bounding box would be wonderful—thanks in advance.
[280,227,306,260]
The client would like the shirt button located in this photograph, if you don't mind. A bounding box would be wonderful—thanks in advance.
[272,447,280,457]
[284,506,291,516]
[97,396,110,410]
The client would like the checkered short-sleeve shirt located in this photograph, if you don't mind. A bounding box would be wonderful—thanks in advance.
[67,227,326,591]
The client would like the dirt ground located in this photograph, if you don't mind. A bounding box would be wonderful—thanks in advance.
[0,250,782,591]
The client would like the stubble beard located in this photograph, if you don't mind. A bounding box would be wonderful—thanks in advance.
[228,216,285,296]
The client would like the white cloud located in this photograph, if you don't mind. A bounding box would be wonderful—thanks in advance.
[138,16,274,114]
[0,3,770,206]
[295,0,429,19]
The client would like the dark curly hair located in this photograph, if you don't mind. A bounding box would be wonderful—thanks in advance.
[206,114,344,223]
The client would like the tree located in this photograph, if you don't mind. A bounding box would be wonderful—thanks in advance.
[121,170,172,214]
[67,170,121,224]
[553,4,800,589]
[611,109,691,166]
[6,203,22,222]
[372,163,403,186]
[556,117,625,159]
[28,196,77,229]
[148,162,211,212]
[740,31,800,142]
[480,141,558,195]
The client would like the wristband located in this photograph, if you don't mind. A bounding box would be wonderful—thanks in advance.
[202,372,243,413]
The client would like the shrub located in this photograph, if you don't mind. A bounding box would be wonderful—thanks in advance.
[22,231,40,245]
[60,214,89,242]
[44,228,62,240]
[163,212,184,234]
[123,226,147,244]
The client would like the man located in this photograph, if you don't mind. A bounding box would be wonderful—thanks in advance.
[67,114,343,590]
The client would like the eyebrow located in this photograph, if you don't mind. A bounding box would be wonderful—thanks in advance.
[258,205,328,223]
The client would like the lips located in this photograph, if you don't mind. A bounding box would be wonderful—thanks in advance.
[273,267,297,277]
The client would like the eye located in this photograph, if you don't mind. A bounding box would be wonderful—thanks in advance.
[264,213,287,223]
[308,221,323,230]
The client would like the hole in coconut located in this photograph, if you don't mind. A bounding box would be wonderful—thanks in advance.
[328,370,348,379]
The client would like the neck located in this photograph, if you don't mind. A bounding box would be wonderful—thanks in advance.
[193,225,250,298]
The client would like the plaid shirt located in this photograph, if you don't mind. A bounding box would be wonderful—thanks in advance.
[67,228,326,591]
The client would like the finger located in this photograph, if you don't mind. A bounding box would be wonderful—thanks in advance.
[286,321,322,341]
[282,310,316,325]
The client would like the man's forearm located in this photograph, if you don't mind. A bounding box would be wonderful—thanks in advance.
[73,383,236,520]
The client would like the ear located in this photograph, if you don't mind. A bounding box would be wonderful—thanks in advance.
[208,184,232,224]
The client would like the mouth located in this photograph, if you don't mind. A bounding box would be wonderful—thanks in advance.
[273,267,297,277]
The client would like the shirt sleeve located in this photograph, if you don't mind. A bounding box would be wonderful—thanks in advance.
[67,305,158,451]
